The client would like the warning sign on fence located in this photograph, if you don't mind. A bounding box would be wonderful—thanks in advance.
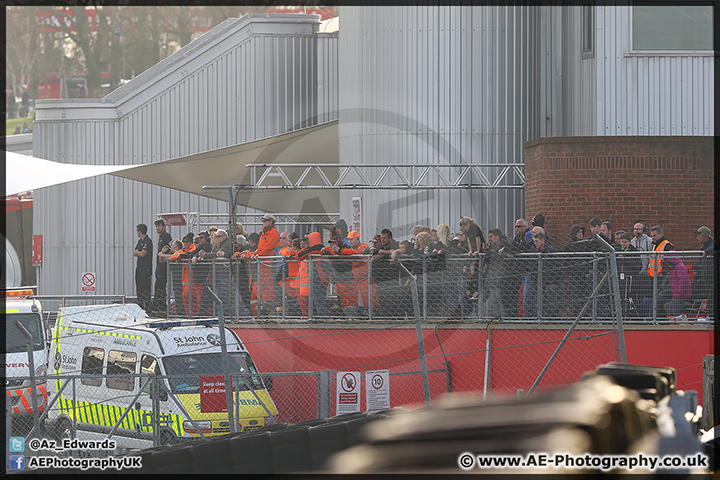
[366,369,390,413]
[336,371,360,415]
[200,375,231,413]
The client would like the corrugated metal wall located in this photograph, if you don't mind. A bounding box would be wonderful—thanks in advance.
[593,6,713,136]
[32,14,338,295]
[557,5,713,137]
[337,4,713,242]
[337,6,539,240]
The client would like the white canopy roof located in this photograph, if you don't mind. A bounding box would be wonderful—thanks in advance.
[4,120,339,214]
[112,120,339,213]
[4,151,140,197]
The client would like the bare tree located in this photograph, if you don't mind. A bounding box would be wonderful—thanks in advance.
[34,6,112,96]
[5,7,43,95]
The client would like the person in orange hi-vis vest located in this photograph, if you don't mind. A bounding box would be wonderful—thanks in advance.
[237,214,280,314]
[166,233,199,316]
[328,230,379,311]
[295,232,330,318]
[278,236,300,297]
[647,225,675,278]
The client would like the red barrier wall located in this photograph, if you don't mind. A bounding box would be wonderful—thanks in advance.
[233,325,714,423]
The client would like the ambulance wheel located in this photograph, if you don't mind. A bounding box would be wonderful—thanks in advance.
[159,429,180,446]
[53,418,73,442]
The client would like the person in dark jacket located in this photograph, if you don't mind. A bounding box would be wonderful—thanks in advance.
[561,224,591,317]
[529,231,559,320]
[334,219,349,245]
[196,229,233,315]
[500,218,534,319]
[481,228,512,318]
[691,226,716,317]
[615,231,642,312]
[153,219,173,312]
[133,224,153,313]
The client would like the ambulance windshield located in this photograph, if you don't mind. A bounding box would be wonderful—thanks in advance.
[4,313,44,353]
[162,352,264,394]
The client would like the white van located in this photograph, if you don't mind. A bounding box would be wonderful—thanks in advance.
[47,303,277,448]
[3,289,49,435]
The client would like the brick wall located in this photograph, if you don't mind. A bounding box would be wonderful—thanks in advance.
[523,136,714,252]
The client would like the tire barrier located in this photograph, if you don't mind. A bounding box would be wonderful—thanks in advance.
[85,410,397,474]
[21,364,712,474]
[326,364,710,474]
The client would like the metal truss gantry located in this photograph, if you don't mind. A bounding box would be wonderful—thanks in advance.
[246,163,525,190]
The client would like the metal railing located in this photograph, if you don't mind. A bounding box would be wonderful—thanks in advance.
[161,249,712,325]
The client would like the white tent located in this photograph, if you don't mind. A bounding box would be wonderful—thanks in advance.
[111,120,339,212]
[4,151,140,197]
[4,120,339,213]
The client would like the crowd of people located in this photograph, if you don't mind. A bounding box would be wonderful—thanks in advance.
[132,214,716,322]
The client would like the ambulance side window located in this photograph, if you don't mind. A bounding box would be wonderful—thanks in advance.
[140,354,159,393]
[106,350,137,391]
[81,346,105,387]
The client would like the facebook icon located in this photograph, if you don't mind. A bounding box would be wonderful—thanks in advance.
[9,455,25,471]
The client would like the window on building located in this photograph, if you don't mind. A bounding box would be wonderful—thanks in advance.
[633,3,713,50]
[81,347,104,387]
[582,3,594,55]
[106,350,137,391]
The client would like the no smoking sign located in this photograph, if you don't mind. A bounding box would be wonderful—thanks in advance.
[81,272,96,292]
[336,371,360,415]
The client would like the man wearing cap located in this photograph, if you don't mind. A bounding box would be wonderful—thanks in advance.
[240,213,281,311]
[695,226,715,257]
[196,229,233,315]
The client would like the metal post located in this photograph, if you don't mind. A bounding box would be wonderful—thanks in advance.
[652,251,659,323]
[6,393,12,471]
[308,256,314,317]
[600,236,628,363]
[367,259,373,320]
[592,252,598,322]
[15,321,41,439]
[537,254,543,322]
[483,323,492,400]
[422,257,427,320]
[188,261,194,318]
[205,286,235,433]
[319,371,332,418]
[400,263,431,406]
[476,256,482,318]
[152,375,160,446]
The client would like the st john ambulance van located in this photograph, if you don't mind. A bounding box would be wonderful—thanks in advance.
[47,303,277,448]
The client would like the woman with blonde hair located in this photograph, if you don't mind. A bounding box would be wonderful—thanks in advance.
[436,224,452,250]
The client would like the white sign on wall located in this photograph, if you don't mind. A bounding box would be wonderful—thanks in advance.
[365,369,390,413]
[81,272,96,292]
[336,371,361,415]
[352,197,361,232]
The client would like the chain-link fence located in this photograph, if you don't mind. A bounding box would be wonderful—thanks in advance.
[5,246,714,460]
[163,248,713,324]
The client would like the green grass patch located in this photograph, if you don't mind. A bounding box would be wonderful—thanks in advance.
[6,117,33,135]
